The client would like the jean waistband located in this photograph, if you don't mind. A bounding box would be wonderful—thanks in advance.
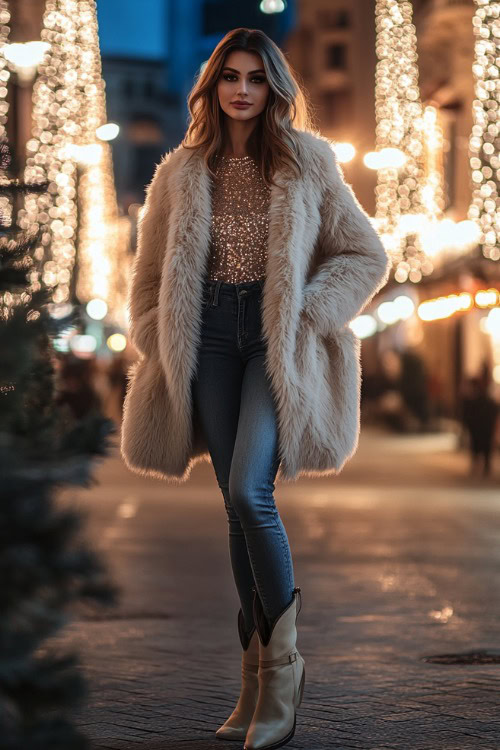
[202,278,265,306]
[203,278,265,293]
[204,278,264,288]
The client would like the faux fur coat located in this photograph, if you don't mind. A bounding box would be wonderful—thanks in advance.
[120,129,391,484]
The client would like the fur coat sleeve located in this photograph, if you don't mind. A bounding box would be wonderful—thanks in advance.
[127,156,171,358]
[301,141,391,335]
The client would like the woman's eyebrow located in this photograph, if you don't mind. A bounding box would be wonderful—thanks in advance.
[222,66,265,74]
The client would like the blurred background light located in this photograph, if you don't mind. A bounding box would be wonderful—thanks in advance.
[96,122,120,141]
[107,333,127,352]
[334,142,356,163]
[259,0,286,13]
[69,334,97,354]
[86,298,108,320]
[350,314,378,339]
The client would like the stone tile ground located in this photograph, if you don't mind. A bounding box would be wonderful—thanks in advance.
[53,428,500,749]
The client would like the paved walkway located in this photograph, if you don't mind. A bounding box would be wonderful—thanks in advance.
[55,427,500,749]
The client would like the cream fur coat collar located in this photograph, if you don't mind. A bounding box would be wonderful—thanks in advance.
[120,129,391,483]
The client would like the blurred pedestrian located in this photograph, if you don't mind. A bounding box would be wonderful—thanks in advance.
[107,354,128,422]
[460,376,498,477]
[55,356,102,422]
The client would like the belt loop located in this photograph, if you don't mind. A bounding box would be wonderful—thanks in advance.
[213,280,221,306]
[206,282,214,307]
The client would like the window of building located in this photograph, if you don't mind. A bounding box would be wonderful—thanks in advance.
[143,79,154,98]
[317,9,350,28]
[321,89,353,130]
[126,116,165,197]
[202,2,271,36]
[132,144,165,196]
[325,43,347,70]
[122,78,134,97]
[127,117,164,145]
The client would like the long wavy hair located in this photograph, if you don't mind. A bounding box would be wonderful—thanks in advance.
[182,27,317,188]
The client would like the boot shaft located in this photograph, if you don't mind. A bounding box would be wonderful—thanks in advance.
[252,587,302,654]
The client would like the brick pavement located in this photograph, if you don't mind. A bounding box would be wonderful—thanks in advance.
[53,428,500,749]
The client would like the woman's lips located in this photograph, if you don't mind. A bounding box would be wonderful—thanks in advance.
[231,102,252,108]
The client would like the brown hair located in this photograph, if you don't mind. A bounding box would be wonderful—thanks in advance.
[181,27,317,188]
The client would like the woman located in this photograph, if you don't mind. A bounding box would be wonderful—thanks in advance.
[121,27,391,750]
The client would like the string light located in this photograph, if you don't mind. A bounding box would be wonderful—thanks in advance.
[0,2,12,235]
[351,288,499,335]
[417,288,499,321]
[421,105,445,226]
[374,0,427,284]
[468,0,500,262]
[418,293,473,321]
[17,0,130,327]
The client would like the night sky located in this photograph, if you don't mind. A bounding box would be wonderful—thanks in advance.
[96,0,167,59]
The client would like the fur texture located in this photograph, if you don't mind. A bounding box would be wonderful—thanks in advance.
[120,129,391,483]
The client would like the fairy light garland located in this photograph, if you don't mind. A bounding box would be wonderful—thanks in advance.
[71,1,130,323]
[18,1,81,305]
[374,0,427,284]
[468,0,500,262]
[17,0,130,326]
[0,2,12,229]
[421,104,445,226]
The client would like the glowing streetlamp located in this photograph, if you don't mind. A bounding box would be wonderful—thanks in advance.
[86,298,108,320]
[260,0,286,13]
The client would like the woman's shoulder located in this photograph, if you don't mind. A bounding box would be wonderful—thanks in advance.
[146,143,198,194]
[156,142,192,172]
[292,129,342,181]
[294,129,336,156]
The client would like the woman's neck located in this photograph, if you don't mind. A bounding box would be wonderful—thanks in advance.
[222,118,258,158]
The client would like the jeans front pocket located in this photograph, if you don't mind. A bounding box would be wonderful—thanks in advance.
[200,285,213,311]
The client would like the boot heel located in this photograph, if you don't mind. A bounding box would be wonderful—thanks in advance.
[216,610,260,741]
[297,664,305,708]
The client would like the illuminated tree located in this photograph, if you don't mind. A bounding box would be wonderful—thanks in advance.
[0,141,118,749]
[374,0,428,284]
[17,0,130,326]
[468,0,500,263]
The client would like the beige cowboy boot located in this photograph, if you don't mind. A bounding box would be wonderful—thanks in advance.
[215,608,260,741]
[244,587,305,750]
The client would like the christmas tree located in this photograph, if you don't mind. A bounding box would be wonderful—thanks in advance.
[0,141,118,749]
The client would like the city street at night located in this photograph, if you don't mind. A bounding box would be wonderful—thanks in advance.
[4,1,500,748]
[55,428,500,750]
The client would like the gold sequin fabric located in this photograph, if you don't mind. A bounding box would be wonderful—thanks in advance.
[206,155,270,283]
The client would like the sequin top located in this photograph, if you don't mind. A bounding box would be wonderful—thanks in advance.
[205,154,271,283]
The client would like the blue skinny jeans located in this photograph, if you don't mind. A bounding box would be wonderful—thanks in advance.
[191,278,295,636]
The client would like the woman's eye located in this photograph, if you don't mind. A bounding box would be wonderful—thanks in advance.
[222,74,266,84]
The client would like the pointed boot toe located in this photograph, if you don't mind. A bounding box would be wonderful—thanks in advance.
[216,609,260,741]
[244,587,305,750]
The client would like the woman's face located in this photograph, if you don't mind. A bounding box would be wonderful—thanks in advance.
[217,50,270,123]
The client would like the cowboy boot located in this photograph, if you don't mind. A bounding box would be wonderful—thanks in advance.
[244,587,305,750]
[215,608,260,741]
